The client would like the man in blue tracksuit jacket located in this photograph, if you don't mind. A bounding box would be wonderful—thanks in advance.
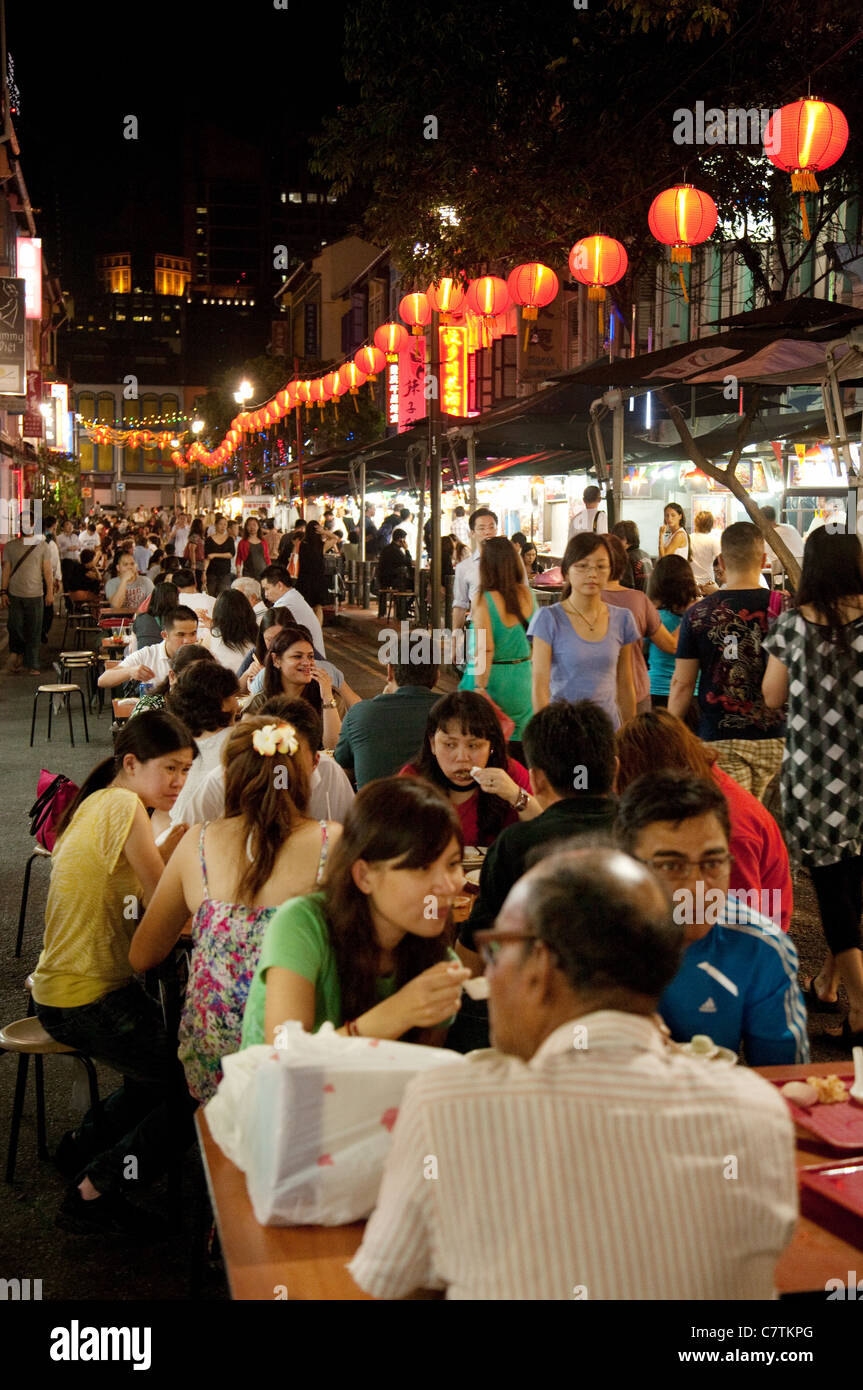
[616,770,808,1066]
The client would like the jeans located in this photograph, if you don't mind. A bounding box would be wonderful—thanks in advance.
[36,981,197,1198]
[8,595,43,669]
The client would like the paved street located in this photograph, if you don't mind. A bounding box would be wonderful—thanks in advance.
[0,608,458,1299]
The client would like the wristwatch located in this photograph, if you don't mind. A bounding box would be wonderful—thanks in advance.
[513,787,530,812]
[323,698,337,708]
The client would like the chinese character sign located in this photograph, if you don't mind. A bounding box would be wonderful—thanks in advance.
[440,325,467,416]
[387,360,399,426]
[398,337,426,432]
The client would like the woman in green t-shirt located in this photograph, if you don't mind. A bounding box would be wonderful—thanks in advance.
[242,777,471,1047]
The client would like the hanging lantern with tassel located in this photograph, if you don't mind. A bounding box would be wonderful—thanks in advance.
[764,98,849,239]
[647,185,717,302]
[426,277,466,323]
[569,235,628,336]
[374,322,409,361]
[506,262,560,351]
[398,292,431,336]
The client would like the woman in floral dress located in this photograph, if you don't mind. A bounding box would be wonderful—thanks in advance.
[130,715,341,1099]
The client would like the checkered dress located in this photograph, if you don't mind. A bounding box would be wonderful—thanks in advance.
[763,611,863,867]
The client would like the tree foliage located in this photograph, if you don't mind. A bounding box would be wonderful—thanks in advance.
[311,0,863,307]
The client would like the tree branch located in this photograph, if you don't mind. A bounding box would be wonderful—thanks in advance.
[658,387,801,584]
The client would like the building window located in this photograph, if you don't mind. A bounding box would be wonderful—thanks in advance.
[289,192,302,204]
[307,193,318,203]
[280,192,286,203]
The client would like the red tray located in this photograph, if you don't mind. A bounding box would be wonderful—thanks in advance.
[800,1159,863,1221]
[772,1075,863,1150]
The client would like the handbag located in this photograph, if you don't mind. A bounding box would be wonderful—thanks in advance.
[28,770,79,852]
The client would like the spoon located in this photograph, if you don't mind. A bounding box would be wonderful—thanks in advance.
[851,1046,863,1107]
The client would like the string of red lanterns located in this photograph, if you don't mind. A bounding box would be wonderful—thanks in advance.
[191,95,848,470]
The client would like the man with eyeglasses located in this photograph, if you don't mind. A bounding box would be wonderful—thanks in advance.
[349,844,797,1300]
[616,770,807,1065]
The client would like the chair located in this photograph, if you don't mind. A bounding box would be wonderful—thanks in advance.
[29,684,90,748]
[61,598,101,651]
[58,651,100,714]
[1,1012,100,1183]
[112,697,137,727]
[384,589,415,622]
[15,844,52,958]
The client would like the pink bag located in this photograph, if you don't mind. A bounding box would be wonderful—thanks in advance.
[28,770,79,852]
[531,565,564,587]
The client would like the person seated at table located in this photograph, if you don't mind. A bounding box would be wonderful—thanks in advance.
[449,699,618,1054]
[65,547,102,598]
[259,563,326,657]
[238,608,360,705]
[31,712,198,1236]
[197,587,257,673]
[460,701,618,957]
[129,580,178,651]
[182,694,354,824]
[105,549,154,612]
[130,717,342,1102]
[98,606,200,690]
[399,691,539,848]
[160,661,241,830]
[334,644,441,787]
[262,625,344,748]
[129,644,216,716]
[615,708,792,932]
[349,844,797,1300]
[615,771,808,1065]
[241,777,470,1047]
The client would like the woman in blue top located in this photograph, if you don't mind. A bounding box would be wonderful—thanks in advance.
[646,555,700,704]
[528,532,638,729]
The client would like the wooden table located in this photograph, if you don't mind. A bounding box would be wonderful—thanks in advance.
[196,1112,368,1301]
[196,1060,862,1300]
[760,1061,863,1294]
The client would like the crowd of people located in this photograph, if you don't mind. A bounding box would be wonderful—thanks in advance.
[10,488,863,1299]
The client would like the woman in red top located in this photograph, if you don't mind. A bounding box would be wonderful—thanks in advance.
[615,707,792,931]
[399,691,539,848]
[236,517,270,581]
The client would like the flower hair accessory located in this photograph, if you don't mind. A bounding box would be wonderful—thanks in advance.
[252,722,299,758]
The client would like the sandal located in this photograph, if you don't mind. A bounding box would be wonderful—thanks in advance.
[800,976,842,1014]
[824,1018,863,1050]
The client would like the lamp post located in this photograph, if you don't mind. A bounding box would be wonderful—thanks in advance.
[191,416,204,513]
[233,379,253,497]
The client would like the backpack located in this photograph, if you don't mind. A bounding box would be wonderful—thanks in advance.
[28,770,79,852]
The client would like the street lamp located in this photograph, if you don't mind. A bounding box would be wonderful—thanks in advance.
[191,417,204,512]
[233,380,254,495]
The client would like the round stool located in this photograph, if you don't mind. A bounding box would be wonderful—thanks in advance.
[0,1015,100,1182]
[29,684,89,747]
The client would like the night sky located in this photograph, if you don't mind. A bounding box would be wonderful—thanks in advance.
[7,0,351,295]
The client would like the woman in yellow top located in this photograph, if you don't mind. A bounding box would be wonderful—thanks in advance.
[31,710,198,1236]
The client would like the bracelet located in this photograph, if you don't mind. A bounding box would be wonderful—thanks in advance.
[513,787,529,812]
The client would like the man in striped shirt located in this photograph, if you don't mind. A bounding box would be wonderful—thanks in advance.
[349,846,797,1300]
[616,772,808,1066]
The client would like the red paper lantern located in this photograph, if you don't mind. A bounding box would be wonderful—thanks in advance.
[426,278,466,317]
[325,369,342,400]
[506,263,559,319]
[374,322,409,359]
[568,235,628,301]
[764,98,849,191]
[648,186,717,263]
[339,361,368,395]
[295,381,312,404]
[354,345,385,379]
[465,275,510,318]
[309,377,332,407]
[399,292,431,335]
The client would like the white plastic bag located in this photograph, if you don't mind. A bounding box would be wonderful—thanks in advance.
[206,1022,465,1226]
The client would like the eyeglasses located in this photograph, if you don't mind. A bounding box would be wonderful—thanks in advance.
[473,930,552,968]
[636,853,734,882]
[571,563,610,575]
